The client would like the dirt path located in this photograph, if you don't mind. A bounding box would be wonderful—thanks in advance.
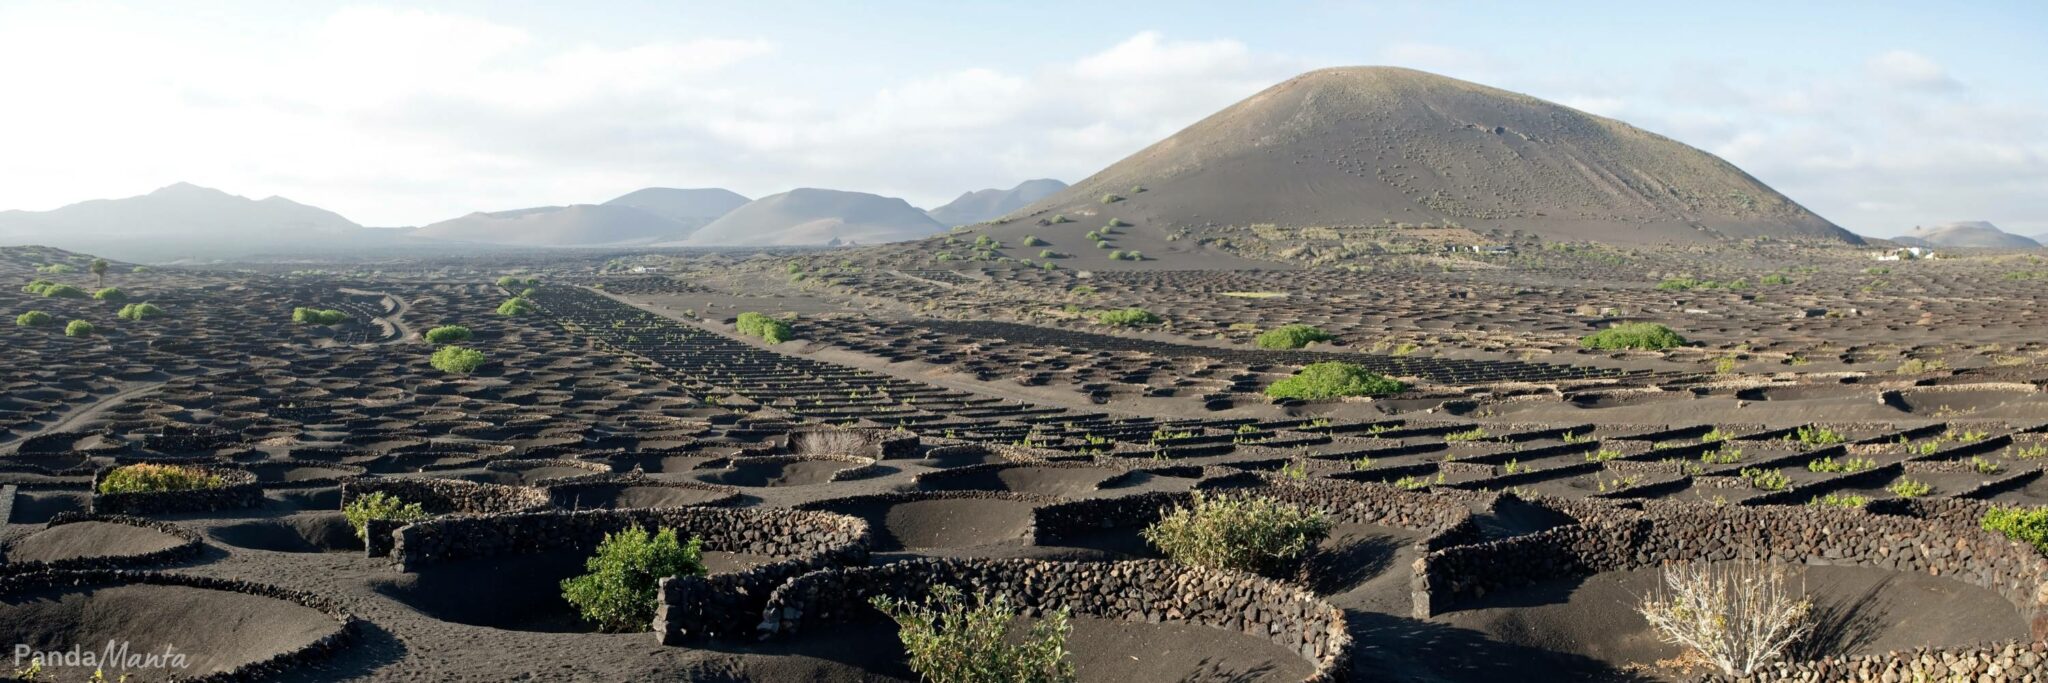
[11,380,165,441]
[341,288,414,343]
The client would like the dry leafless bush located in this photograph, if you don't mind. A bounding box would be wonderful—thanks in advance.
[1637,560,1812,676]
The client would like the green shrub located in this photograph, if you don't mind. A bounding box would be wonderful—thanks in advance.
[424,325,472,344]
[63,319,94,337]
[1810,493,1869,509]
[1022,236,1047,247]
[14,310,53,327]
[29,282,87,298]
[560,527,704,632]
[1579,323,1687,350]
[97,463,223,494]
[1887,479,1932,498]
[1255,324,1332,349]
[1142,493,1330,576]
[343,492,428,540]
[736,311,770,336]
[1106,217,1128,227]
[37,263,76,274]
[292,307,350,325]
[496,297,538,316]
[871,585,1074,683]
[759,319,792,344]
[1100,194,1122,204]
[1091,308,1158,326]
[1982,505,2048,553]
[116,302,165,320]
[430,345,488,373]
[1761,274,1792,285]
[92,287,126,300]
[1265,362,1406,400]
[496,275,540,288]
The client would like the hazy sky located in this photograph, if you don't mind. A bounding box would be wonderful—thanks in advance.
[2,1,2043,235]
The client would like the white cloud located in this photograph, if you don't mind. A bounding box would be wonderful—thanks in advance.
[0,7,2037,237]
[1866,50,1961,90]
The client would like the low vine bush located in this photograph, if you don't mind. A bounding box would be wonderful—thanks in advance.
[292,307,350,325]
[343,492,428,540]
[14,310,53,327]
[1981,505,2048,553]
[560,527,705,632]
[1142,493,1330,577]
[1265,362,1406,400]
[736,311,794,344]
[1580,323,1687,350]
[64,319,94,337]
[430,345,488,374]
[116,302,165,320]
[1090,308,1158,326]
[496,297,538,316]
[871,585,1075,683]
[23,280,87,298]
[423,325,472,344]
[1255,324,1332,349]
[98,463,225,494]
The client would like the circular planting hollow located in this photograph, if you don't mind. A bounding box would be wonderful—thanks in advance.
[914,462,1122,497]
[207,511,365,554]
[756,558,1349,682]
[796,491,1051,552]
[2,514,201,569]
[0,570,354,682]
[381,506,869,638]
[545,477,741,510]
[693,454,879,488]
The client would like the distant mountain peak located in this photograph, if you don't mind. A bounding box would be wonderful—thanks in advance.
[926,178,1068,227]
[1010,65,1857,246]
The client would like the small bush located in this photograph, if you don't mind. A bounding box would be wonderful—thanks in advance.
[1106,217,1128,227]
[1142,493,1330,576]
[1091,308,1158,326]
[1887,478,1932,498]
[1022,235,1047,247]
[424,325,473,344]
[64,319,94,337]
[92,287,126,300]
[31,282,87,298]
[15,310,53,327]
[1255,324,1332,349]
[495,275,540,288]
[736,311,770,336]
[430,345,488,374]
[496,297,538,316]
[116,302,165,320]
[559,527,704,632]
[1982,505,2048,554]
[736,312,793,343]
[1580,323,1687,350]
[1637,560,1811,676]
[98,463,224,494]
[343,492,428,540]
[871,585,1074,683]
[1100,193,1122,204]
[759,319,792,344]
[292,307,350,325]
[1265,362,1406,400]
[1761,274,1792,285]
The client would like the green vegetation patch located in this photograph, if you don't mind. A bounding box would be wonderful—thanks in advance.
[1255,324,1332,350]
[560,527,704,632]
[424,325,473,344]
[872,585,1074,683]
[98,463,224,494]
[1090,308,1159,326]
[292,307,350,325]
[1142,493,1330,577]
[1265,362,1406,400]
[344,492,428,540]
[430,345,488,374]
[1579,322,1687,350]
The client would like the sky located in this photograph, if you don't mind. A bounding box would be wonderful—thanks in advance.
[0,1,2043,236]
